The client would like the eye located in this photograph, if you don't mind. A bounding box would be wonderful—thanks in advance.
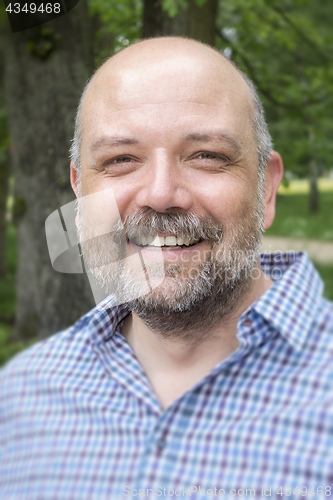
[193,151,231,164]
[105,156,134,165]
[198,152,219,160]
[102,155,138,170]
[99,155,140,177]
[186,151,232,173]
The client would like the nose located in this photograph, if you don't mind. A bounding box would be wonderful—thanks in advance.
[135,150,194,213]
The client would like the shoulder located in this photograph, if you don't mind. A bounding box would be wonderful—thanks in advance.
[0,301,118,413]
[301,295,333,363]
[2,307,93,374]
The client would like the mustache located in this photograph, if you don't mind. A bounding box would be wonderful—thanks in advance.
[115,209,224,242]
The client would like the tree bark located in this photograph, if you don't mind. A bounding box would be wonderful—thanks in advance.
[0,30,9,278]
[308,128,320,213]
[309,157,320,213]
[142,0,218,46]
[0,153,9,278]
[4,1,95,340]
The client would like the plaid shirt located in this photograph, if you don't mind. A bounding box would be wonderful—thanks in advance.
[1,252,333,500]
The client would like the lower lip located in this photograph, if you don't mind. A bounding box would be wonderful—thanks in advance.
[128,240,207,259]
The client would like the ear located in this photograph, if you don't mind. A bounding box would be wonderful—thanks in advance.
[70,161,80,199]
[70,161,81,229]
[263,151,284,231]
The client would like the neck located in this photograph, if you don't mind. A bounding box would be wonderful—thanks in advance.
[122,266,272,410]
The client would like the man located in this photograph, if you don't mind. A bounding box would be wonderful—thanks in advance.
[1,37,333,499]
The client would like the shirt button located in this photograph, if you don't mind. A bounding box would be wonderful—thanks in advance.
[156,437,166,450]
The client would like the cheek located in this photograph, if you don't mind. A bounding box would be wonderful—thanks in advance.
[195,176,257,224]
[79,178,133,237]
[78,191,120,238]
[82,163,134,204]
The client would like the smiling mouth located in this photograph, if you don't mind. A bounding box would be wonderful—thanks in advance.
[129,235,202,250]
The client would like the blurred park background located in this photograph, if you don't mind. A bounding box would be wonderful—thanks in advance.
[0,0,332,365]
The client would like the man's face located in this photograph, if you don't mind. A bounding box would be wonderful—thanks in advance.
[74,41,265,336]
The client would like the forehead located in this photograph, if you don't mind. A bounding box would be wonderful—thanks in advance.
[81,41,255,150]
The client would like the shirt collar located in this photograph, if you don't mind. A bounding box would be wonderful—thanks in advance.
[253,252,323,351]
[85,297,130,347]
[85,252,323,353]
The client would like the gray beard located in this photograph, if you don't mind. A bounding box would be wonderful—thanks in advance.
[77,195,264,341]
[126,222,262,341]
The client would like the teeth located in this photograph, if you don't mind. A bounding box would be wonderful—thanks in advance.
[165,236,177,246]
[132,235,200,247]
[151,236,164,247]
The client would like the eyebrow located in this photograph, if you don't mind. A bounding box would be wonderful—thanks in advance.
[90,131,242,154]
[184,132,241,154]
[90,136,140,153]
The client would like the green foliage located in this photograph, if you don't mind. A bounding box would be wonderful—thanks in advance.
[57,177,70,189]
[26,28,59,60]
[0,1,8,28]
[266,191,333,241]
[162,0,188,17]
[193,0,207,6]
[88,0,142,64]
[0,224,16,323]
[0,224,32,367]
[86,0,333,185]
[0,324,27,367]
[216,0,333,180]
[0,272,16,322]
[0,99,9,168]
[6,223,17,276]
[12,196,26,223]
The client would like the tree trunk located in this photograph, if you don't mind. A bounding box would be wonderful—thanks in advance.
[0,154,9,278]
[309,157,320,213]
[4,1,95,340]
[142,0,218,46]
[308,128,320,213]
[0,29,9,278]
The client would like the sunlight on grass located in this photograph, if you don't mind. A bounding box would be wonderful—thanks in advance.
[278,178,333,195]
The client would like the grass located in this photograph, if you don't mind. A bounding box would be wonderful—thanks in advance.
[266,191,333,241]
[278,178,333,195]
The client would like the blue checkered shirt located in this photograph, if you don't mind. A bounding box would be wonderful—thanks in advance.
[1,252,333,500]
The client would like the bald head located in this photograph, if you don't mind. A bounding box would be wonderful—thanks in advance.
[70,37,272,179]
[90,37,248,91]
